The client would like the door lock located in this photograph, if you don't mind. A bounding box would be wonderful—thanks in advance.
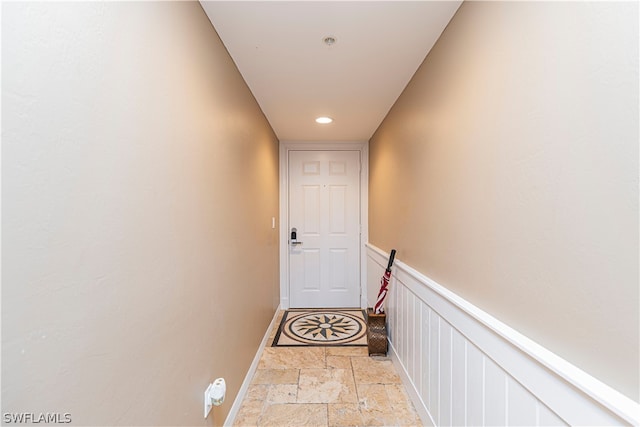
[290,228,303,245]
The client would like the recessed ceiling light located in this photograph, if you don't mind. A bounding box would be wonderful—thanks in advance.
[323,36,337,46]
[315,117,333,124]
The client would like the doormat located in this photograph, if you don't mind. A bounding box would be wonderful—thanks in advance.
[272,309,368,347]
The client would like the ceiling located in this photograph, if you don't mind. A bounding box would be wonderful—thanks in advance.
[200,1,462,141]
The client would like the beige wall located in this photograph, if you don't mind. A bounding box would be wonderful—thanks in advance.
[2,2,279,425]
[370,1,638,401]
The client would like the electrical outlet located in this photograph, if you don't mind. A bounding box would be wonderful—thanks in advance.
[204,383,214,419]
[204,378,226,419]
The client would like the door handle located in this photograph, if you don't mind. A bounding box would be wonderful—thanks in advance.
[290,241,303,245]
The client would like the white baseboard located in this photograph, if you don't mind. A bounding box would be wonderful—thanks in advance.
[223,306,281,427]
[366,243,639,426]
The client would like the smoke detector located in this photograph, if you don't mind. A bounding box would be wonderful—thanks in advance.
[323,36,337,46]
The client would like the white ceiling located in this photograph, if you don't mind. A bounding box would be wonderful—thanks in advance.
[201,1,462,141]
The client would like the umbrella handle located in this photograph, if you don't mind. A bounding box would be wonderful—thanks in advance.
[386,249,397,272]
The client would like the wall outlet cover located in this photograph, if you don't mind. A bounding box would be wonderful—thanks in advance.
[204,383,214,419]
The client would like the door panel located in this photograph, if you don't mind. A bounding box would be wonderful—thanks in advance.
[289,150,360,308]
[329,185,347,234]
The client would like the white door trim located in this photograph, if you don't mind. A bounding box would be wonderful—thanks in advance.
[279,141,369,309]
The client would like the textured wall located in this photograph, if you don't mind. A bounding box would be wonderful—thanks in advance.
[2,2,279,425]
[369,1,638,401]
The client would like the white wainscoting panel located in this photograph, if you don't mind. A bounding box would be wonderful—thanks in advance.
[366,244,639,427]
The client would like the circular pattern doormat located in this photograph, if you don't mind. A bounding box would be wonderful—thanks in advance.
[272,309,367,347]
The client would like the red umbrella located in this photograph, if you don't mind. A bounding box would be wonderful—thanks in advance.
[374,249,396,314]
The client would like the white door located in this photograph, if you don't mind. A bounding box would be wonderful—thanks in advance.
[289,150,361,308]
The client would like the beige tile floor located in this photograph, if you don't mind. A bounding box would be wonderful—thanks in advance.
[233,312,423,427]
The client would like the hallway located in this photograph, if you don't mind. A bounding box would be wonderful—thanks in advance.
[2,1,638,426]
[233,312,422,427]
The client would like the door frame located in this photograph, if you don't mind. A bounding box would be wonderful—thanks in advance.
[279,141,369,309]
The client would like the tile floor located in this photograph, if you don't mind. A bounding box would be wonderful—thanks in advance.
[232,312,423,427]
